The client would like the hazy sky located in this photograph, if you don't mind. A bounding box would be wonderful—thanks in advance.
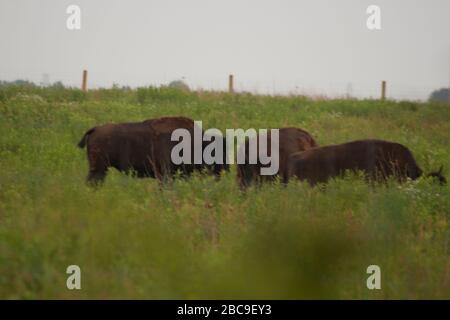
[1,0,449,100]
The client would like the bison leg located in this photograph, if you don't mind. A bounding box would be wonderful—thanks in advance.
[85,146,109,186]
[86,169,107,186]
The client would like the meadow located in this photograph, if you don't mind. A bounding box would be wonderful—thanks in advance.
[0,85,449,299]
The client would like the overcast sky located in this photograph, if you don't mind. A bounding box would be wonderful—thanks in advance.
[1,0,449,100]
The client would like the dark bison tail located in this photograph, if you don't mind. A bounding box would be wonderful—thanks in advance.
[77,128,95,148]
[426,166,446,186]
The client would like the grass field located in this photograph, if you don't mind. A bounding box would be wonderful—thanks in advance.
[0,86,449,299]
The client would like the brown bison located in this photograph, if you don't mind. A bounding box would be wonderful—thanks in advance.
[150,125,229,182]
[237,127,318,188]
[284,139,446,186]
[77,116,228,184]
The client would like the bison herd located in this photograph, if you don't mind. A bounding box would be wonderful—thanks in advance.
[78,116,446,188]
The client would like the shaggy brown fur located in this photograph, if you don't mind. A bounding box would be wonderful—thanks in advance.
[284,139,446,186]
[237,127,318,188]
[78,116,228,184]
[149,126,229,182]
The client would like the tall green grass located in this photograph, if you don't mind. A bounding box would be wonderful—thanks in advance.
[0,87,449,299]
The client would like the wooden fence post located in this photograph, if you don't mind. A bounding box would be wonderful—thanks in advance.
[82,70,88,92]
[228,74,234,93]
[381,80,386,100]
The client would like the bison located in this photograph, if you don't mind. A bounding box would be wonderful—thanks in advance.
[77,116,228,184]
[283,139,446,186]
[150,125,229,182]
[237,127,318,188]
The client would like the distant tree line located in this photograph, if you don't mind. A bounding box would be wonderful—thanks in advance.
[0,79,64,88]
[0,79,191,91]
[0,79,36,87]
[428,88,449,103]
